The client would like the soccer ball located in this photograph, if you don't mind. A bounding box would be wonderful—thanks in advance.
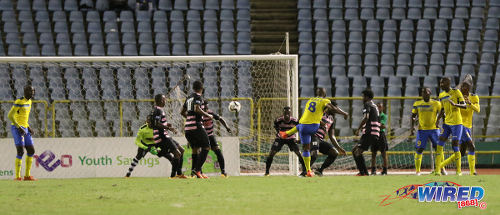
[228,101,241,112]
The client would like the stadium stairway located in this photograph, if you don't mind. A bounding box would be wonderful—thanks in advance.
[250,0,298,54]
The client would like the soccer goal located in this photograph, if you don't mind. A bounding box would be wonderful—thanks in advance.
[0,55,301,177]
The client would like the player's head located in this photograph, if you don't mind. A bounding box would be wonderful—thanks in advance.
[154,94,166,107]
[193,80,204,93]
[283,106,291,120]
[439,77,451,91]
[362,89,374,102]
[315,88,327,98]
[377,102,384,113]
[460,82,471,95]
[421,87,431,101]
[24,85,34,100]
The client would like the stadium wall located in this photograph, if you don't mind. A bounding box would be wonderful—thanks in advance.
[0,137,240,179]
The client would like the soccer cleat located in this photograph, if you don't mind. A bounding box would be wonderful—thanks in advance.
[195,171,204,178]
[416,172,421,176]
[355,172,365,176]
[473,172,478,176]
[306,170,314,177]
[14,177,22,181]
[23,176,37,181]
[279,131,288,139]
[370,171,377,176]
[381,171,387,175]
[176,174,188,179]
[456,171,462,176]
[264,173,270,177]
[201,173,209,179]
[314,169,323,177]
[221,173,228,178]
[441,169,448,176]
[125,173,131,178]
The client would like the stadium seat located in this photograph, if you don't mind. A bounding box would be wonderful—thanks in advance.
[139,44,154,56]
[58,44,73,56]
[64,0,78,11]
[158,0,172,10]
[72,33,88,45]
[106,44,121,56]
[75,44,89,56]
[89,33,104,44]
[91,45,105,56]
[25,45,40,56]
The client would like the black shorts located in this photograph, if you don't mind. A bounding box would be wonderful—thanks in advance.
[371,132,388,153]
[271,138,299,152]
[208,135,219,148]
[185,127,210,148]
[156,137,179,156]
[311,136,335,155]
[357,134,379,151]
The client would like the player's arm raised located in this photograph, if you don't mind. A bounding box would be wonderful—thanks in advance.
[326,103,349,120]
[217,116,232,134]
[195,103,213,120]
[7,104,25,136]
[328,125,346,155]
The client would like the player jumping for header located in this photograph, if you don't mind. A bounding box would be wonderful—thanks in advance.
[280,88,348,177]
[435,77,467,176]
[8,86,36,181]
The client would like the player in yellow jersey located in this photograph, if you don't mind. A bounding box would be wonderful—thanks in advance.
[410,87,441,176]
[435,77,467,176]
[458,76,480,175]
[280,88,348,177]
[7,86,36,181]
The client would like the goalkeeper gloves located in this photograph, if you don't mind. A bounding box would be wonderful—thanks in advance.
[149,147,159,155]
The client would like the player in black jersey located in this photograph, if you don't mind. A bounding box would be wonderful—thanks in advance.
[264,107,306,176]
[353,89,381,176]
[181,81,213,179]
[310,101,348,176]
[202,101,232,177]
[151,94,186,177]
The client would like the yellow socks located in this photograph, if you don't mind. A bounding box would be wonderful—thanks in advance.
[435,145,444,171]
[15,158,22,178]
[303,156,311,172]
[415,153,422,173]
[468,154,475,175]
[25,156,33,177]
[285,126,298,136]
[455,151,461,174]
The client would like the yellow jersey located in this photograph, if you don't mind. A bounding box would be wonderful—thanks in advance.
[299,97,331,124]
[9,97,32,128]
[439,88,464,126]
[412,99,441,130]
[460,93,480,128]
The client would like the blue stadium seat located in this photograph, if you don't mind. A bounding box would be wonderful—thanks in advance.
[155,33,169,44]
[42,44,56,56]
[171,32,185,44]
[204,43,219,55]
[205,0,219,10]
[423,8,437,19]
[203,10,218,21]
[237,32,250,43]
[72,33,87,45]
[58,44,73,56]
[237,0,249,9]
[107,44,121,56]
[158,0,172,10]
[25,45,40,56]
[414,54,427,66]
[221,10,234,21]
[188,44,203,55]
[70,22,85,33]
[412,65,427,76]
[331,55,345,67]
[399,31,413,42]
[138,22,152,33]
[22,33,37,45]
[136,11,151,21]
[64,0,78,11]
[39,33,54,45]
[407,8,421,20]
[220,32,234,43]
[347,43,362,55]
[331,32,346,43]
[75,44,89,56]
[364,54,379,66]
[455,7,469,19]
[237,9,250,21]
[140,44,154,56]
[381,54,395,67]
[360,8,374,20]
[382,31,396,42]
[446,53,461,65]
[153,22,168,33]
[484,30,499,41]
[156,44,170,55]
[104,21,118,32]
[451,19,466,30]
[397,54,411,66]
[190,0,204,10]
[465,41,479,53]
[139,33,153,44]
[328,9,342,20]
[439,7,453,19]
[186,10,201,21]
[123,44,138,56]
[348,54,362,66]
[415,42,429,53]
[121,22,135,33]
[347,66,361,76]
[221,21,235,32]
[69,11,84,22]
[54,21,69,33]
[170,21,185,32]
[5,33,21,45]
[87,22,102,33]
[18,11,33,22]
[174,0,188,10]
[20,21,35,33]
[56,33,71,44]
[434,19,448,31]
[348,32,362,43]
[481,53,495,65]
[331,43,345,55]
[172,44,186,55]
[91,44,105,56]
[48,0,62,11]
[396,66,410,77]
[221,43,235,55]
[237,43,250,54]
[300,55,314,67]
[122,33,137,45]
[103,11,117,22]
[204,32,218,43]
[344,9,358,20]
[33,0,47,10]
[432,31,447,42]
[89,33,104,44]
[187,21,201,32]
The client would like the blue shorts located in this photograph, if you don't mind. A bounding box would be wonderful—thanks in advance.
[296,124,320,145]
[11,125,34,147]
[439,124,463,145]
[416,129,439,149]
[460,126,472,144]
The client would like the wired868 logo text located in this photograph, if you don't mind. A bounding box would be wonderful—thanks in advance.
[379,181,487,210]
[34,150,72,172]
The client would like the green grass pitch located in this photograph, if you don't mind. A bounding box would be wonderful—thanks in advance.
[0,175,499,215]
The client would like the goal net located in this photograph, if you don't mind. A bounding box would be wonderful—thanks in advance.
[0,55,299,176]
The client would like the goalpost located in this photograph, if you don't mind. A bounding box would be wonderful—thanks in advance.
[0,55,300,176]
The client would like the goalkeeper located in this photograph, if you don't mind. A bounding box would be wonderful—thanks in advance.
[125,115,187,178]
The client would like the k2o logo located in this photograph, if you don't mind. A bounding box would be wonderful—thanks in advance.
[34,150,72,172]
